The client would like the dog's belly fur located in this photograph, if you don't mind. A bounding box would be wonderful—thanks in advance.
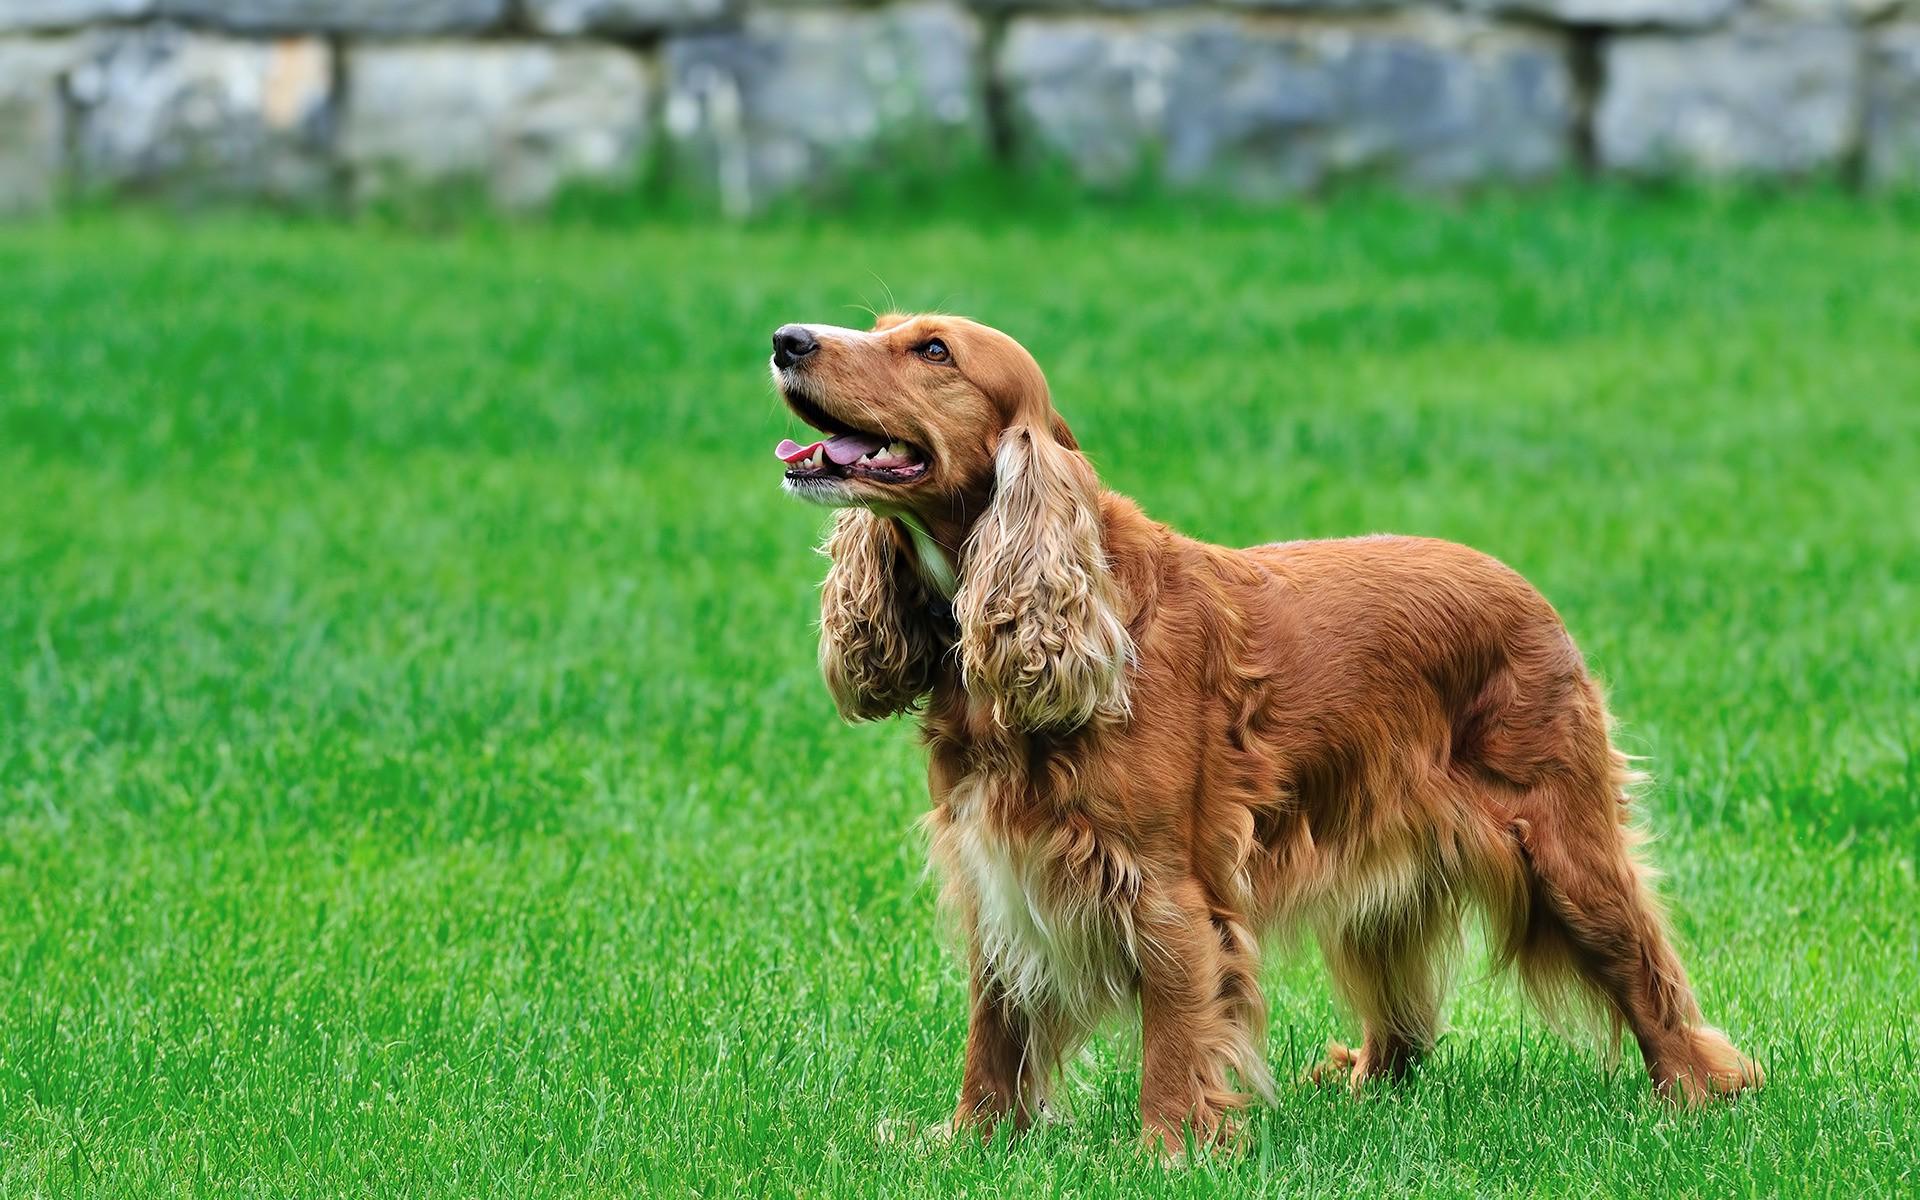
[934,769,1471,1026]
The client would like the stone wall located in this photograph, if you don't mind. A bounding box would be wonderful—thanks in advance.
[2,0,1916,212]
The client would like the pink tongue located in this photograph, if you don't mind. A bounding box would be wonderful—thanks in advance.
[775,433,889,465]
[825,434,886,464]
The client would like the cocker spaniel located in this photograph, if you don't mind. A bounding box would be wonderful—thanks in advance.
[769,313,1761,1154]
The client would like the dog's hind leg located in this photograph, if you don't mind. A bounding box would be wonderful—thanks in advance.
[1308,882,1455,1092]
[1501,732,1762,1102]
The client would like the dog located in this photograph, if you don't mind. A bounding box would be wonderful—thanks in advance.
[769,313,1761,1154]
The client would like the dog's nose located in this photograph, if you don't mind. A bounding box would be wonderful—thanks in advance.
[772,324,817,369]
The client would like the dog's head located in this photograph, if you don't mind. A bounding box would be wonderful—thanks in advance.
[771,313,1129,731]
[770,312,1075,516]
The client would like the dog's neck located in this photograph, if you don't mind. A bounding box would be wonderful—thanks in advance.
[882,490,1159,615]
[886,509,958,597]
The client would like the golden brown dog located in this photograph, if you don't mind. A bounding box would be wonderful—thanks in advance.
[769,313,1761,1154]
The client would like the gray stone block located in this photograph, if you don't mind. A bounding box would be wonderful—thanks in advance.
[64,26,334,200]
[0,0,144,32]
[155,0,505,34]
[966,0,1405,10]
[1460,0,1735,28]
[1867,25,1920,186]
[342,41,651,209]
[1758,0,1899,19]
[998,13,1573,196]
[663,3,983,213]
[1220,0,1414,8]
[960,0,1176,10]
[0,35,91,210]
[1596,22,1861,176]
[525,0,726,35]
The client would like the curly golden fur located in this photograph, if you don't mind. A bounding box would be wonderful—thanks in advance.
[953,426,1132,731]
[770,313,1761,1155]
[817,508,946,722]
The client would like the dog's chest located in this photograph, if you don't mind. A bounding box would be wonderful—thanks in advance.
[940,777,1137,1021]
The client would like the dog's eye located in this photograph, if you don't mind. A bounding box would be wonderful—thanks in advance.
[918,339,950,364]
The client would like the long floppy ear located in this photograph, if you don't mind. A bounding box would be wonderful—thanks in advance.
[954,425,1131,731]
[817,508,944,722]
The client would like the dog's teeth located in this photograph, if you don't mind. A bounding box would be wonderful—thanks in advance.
[886,441,909,457]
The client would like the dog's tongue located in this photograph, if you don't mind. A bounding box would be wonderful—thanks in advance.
[775,433,887,465]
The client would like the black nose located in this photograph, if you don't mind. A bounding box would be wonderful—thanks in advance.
[772,324,817,369]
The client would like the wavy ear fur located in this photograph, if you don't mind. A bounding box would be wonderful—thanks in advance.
[954,426,1131,731]
[818,508,945,722]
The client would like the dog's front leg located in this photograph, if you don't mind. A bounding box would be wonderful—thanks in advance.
[1137,882,1260,1158]
[953,945,1043,1138]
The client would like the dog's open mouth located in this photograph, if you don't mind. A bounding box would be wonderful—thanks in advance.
[773,374,930,485]
[776,433,929,483]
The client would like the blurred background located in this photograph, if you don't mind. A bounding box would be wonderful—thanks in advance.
[2,0,1918,214]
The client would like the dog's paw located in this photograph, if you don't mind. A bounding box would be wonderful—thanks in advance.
[1303,1040,1364,1092]
[1140,1111,1242,1167]
[1662,1027,1765,1105]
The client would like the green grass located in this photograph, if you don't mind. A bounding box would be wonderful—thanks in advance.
[2,188,1917,1197]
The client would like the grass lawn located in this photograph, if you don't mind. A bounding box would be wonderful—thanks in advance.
[1,188,1917,1196]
